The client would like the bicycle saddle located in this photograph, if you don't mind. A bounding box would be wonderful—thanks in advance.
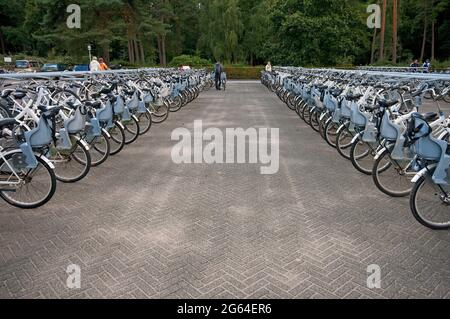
[108,95,117,104]
[410,89,424,97]
[420,112,439,122]
[0,118,18,130]
[346,93,363,101]
[85,101,102,109]
[65,101,79,110]
[12,92,27,100]
[377,99,398,108]
[331,89,343,97]
[39,105,61,118]
[123,89,135,96]
[99,87,113,95]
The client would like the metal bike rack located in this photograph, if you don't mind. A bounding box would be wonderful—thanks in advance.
[274,66,450,82]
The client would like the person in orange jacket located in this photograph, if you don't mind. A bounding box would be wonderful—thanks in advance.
[99,58,109,71]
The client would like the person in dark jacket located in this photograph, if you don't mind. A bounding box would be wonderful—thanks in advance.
[410,59,419,72]
[214,62,224,90]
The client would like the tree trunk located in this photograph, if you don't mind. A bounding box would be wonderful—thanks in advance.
[133,35,140,64]
[102,44,110,63]
[127,39,132,64]
[431,19,435,61]
[161,35,167,66]
[128,38,135,64]
[157,36,162,65]
[138,34,145,64]
[420,0,428,62]
[379,0,387,61]
[370,28,378,64]
[392,0,398,63]
[0,29,6,55]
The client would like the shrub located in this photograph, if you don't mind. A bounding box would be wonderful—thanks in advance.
[221,67,264,80]
[169,55,212,68]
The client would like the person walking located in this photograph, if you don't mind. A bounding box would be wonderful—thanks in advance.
[410,59,419,72]
[99,58,109,71]
[214,62,224,90]
[265,61,273,73]
[423,59,431,73]
[89,56,101,72]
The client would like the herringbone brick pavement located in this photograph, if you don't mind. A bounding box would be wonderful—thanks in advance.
[0,81,449,299]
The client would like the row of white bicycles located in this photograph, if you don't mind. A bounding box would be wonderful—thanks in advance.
[262,68,450,230]
[0,68,213,209]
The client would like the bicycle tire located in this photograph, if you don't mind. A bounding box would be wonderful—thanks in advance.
[123,116,140,145]
[371,148,412,197]
[109,122,126,156]
[0,153,57,209]
[138,110,153,135]
[53,139,92,183]
[410,173,450,230]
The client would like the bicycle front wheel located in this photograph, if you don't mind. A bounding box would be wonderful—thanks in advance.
[350,138,377,175]
[109,122,126,156]
[123,116,140,145]
[372,149,413,197]
[137,110,152,135]
[410,173,450,230]
[336,126,354,160]
[87,131,111,167]
[0,153,56,209]
[50,140,92,183]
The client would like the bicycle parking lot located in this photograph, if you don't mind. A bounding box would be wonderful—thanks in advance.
[1,80,449,299]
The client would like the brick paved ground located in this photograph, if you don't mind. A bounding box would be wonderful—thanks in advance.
[0,81,449,299]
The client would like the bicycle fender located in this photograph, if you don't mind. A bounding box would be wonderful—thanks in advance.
[36,154,55,170]
[74,136,90,151]
[115,121,125,130]
[101,128,111,139]
[132,114,139,123]
[351,132,362,144]
[411,164,437,183]
[5,149,56,170]
[438,130,448,140]
[374,147,388,160]
[336,124,346,135]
